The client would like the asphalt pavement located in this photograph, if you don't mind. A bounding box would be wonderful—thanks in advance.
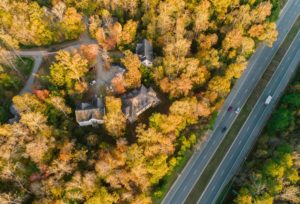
[197,29,300,204]
[162,1,300,203]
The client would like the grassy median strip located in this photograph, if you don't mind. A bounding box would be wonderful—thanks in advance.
[184,15,300,204]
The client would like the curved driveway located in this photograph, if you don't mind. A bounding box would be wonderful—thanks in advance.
[14,17,98,95]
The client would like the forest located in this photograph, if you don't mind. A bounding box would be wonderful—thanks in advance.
[0,0,281,203]
[229,67,300,204]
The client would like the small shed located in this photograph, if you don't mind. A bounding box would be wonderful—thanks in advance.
[136,39,153,67]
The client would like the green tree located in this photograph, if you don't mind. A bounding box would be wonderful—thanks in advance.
[267,108,293,135]
[282,93,300,109]
[0,106,9,123]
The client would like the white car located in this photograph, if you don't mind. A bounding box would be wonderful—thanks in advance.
[90,80,96,86]
[235,107,241,114]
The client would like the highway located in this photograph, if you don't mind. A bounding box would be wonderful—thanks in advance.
[162,1,300,204]
[198,29,300,204]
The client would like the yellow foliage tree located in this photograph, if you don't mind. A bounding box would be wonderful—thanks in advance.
[121,51,141,89]
[104,96,126,138]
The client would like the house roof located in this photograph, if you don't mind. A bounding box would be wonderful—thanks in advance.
[75,97,105,123]
[75,108,103,123]
[122,85,159,122]
[136,39,153,62]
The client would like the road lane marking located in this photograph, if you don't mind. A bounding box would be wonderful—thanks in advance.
[198,8,300,204]
[212,185,216,192]
[238,140,242,145]
[221,170,224,175]
[193,170,197,176]
[171,11,300,203]
[246,127,250,132]
[203,154,207,159]
[183,186,187,191]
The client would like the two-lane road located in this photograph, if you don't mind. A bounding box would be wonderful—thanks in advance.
[162,1,300,204]
[198,29,300,204]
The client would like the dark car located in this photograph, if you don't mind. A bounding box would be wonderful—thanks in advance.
[227,106,233,112]
[221,126,227,133]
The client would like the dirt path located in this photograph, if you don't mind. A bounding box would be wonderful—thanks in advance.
[20,55,43,95]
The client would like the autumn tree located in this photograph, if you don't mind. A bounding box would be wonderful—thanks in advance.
[111,74,126,94]
[49,50,89,95]
[170,97,202,124]
[0,0,282,203]
[89,15,101,38]
[51,1,66,21]
[225,61,248,79]
[86,187,119,204]
[234,188,252,204]
[207,76,231,98]
[13,93,47,113]
[104,96,126,138]
[136,124,175,158]
[95,139,151,202]
[46,95,72,117]
[91,13,123,50]
[96,0,139,18]
[251,1,273,24]
[159,56,210,98]
[79,44,99,66]
[0,1,85,46]
[121,51,141,89]
[248,22,278,47]
[210,0,239,17]
[60,7,85,40]
[193,0,211,34]
[120,20,138,45]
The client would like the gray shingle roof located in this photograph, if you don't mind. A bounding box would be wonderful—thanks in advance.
[136,39,153,62]
[121,85,159,122]
[75,108,103,123]
[75,97,105,125]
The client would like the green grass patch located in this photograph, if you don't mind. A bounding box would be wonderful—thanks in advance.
[215,179,234,204]
[184,14,300,204]
[16,57,34,77]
